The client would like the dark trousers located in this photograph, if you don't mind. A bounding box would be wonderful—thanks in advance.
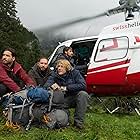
[64,91,90,125]
[0,84,9,97]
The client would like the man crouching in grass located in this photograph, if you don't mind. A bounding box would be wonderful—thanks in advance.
[44,59,89,129]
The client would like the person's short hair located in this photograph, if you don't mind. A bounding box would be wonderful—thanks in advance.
[1,47,16,57]
[56,59,72,71]
[37,56,48,62]
[63,46,73,54]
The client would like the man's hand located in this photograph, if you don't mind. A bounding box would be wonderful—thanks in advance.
[51,83,61,90]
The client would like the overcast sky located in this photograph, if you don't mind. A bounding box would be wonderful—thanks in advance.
[16,0,123,31]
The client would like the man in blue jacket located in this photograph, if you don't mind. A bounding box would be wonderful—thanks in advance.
[44,59,89,129]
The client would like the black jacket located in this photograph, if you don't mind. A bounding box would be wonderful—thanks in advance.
[57,53,75,67]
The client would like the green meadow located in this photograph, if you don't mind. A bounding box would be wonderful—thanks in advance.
[0,99,140,140]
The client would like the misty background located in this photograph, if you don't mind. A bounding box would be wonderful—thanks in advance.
[15,0,127,51]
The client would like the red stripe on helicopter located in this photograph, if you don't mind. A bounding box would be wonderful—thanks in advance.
[100,38,118,52]
[135,36,140,42]
[87,59,130,73]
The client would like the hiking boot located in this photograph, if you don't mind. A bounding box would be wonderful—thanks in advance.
[74,122,84,129]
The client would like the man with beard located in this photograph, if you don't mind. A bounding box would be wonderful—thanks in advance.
[57,46,74,67]
[28,57,51,86]
[57,46,88,77]
[0,47,35,97]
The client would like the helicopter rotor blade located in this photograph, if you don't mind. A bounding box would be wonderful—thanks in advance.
[46,12,108,32]
[44,5,128,34]
[107,5,126,15]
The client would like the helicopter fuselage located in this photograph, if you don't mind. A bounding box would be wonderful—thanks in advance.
[86,18,140,96]
[48,18,140,97]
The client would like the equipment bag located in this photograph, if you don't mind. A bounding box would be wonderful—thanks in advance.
[27,87,50,103]
[43,109,69,129]
[3,87,50,130]
[3,88,69,130]
[2,87,50,107]
[47,89,65,111]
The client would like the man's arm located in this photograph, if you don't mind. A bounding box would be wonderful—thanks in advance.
[28,69,37,86]
[67,70,87,92]
[0,65,20,92]
[18,66,36,87]
[43,72,56,89]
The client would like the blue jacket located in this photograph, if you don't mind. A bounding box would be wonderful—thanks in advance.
[44,69,86,95]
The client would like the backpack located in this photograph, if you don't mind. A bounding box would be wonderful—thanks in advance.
[43,109,69,129]
[2,87,50,107]
[3,88,69,130]
[27,87,50,103]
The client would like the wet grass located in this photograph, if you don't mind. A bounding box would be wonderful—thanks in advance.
[0,101,140,140]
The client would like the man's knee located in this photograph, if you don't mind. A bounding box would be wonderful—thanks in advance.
[78,90,89,97]
[77,91,90,100]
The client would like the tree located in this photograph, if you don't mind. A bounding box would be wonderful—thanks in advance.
[0,0,17,19]
[0,0,41,70]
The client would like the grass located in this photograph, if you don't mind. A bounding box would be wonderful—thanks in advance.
[0,101,140,140]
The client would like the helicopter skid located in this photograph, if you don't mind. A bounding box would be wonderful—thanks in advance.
[90,95,140,116]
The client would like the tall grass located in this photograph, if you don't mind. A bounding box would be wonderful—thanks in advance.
[0,99,140,140]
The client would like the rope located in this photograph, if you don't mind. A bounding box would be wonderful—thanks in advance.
[5,120,20,130]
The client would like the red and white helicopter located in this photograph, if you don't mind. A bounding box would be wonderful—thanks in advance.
[48,0,140,115]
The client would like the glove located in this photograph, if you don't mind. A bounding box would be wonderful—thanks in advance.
[51,83,61,90]
[60,86,67,91]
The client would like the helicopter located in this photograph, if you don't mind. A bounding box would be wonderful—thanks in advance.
[45,0,140,33]
[48,0,140,115]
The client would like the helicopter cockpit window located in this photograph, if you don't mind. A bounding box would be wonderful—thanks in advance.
[95,37,128,62]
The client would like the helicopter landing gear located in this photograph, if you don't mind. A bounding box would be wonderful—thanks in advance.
[94,96,140,115]
[96,97,120,114]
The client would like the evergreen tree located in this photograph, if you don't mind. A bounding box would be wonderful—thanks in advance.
[0,0,41,70]
[0,0,17,19]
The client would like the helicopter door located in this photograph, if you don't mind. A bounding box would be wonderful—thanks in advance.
[86,36,129,85]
